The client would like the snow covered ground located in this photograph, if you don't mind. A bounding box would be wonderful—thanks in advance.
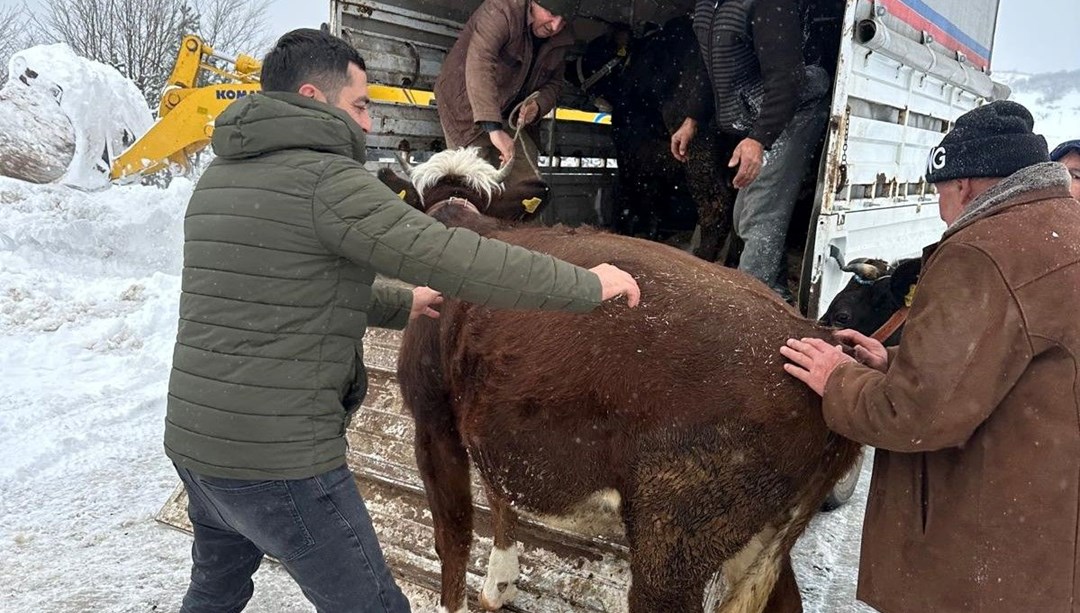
[0,173,877,612]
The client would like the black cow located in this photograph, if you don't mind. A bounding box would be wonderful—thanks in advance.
[819,257,922,346]
[567,16,738,262]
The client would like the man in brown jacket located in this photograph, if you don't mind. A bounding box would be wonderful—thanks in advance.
[434,0,580,220]
[781,100,1080,612]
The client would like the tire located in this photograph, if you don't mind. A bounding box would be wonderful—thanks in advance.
[821,451,864,511]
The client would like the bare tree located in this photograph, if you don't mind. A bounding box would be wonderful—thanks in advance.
[0,4,36,84]
[191,0,273,57]
[38,0,198,104]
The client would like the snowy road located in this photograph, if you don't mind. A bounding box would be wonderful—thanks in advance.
[0,176,876,612]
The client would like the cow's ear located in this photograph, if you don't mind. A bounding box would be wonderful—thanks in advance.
[377,167,423,211]
[890,258,922,307]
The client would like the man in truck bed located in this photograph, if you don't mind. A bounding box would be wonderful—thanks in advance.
[671,0,831,302]
[434,0,581,220]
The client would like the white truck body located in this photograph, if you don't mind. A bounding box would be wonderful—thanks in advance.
[805,0,1005,316]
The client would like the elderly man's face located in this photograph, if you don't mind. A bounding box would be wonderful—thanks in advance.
[1059,151,1080,201]
[530,3,566,38]
[936,180,965,225]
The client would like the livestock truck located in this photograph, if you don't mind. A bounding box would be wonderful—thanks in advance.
[156,0,1008,609]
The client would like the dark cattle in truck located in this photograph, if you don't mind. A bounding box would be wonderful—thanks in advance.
[820,257,922,346]
[567,15,739,262]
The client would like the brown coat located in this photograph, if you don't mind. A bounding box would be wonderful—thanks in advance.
[434,0,573,147]
[823,165,1080,613]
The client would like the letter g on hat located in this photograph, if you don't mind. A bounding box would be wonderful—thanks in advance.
[925,100,1049,184]
[927,146,947,176]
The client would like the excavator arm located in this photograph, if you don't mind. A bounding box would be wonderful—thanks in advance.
[110,34,262,181]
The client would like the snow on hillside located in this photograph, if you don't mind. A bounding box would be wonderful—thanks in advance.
[996,69,1080,148]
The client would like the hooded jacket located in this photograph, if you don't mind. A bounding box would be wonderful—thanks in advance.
[164,92,601,479]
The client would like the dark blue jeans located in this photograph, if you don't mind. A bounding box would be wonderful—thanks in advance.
[175,464,411,613]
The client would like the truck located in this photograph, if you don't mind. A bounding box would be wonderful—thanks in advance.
[155,0,1007,609]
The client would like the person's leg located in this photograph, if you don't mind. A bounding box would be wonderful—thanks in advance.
[186,465,409,613]
[732,99,829,299]
[175,466,265,613]
[277,466,411,613]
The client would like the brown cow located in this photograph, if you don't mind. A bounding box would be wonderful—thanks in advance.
[384,148,861,613]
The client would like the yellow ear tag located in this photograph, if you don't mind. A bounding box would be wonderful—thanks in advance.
[522,197,542,214]
[904,284,917,308]
[397,190,407,200]
[617,47,627,57]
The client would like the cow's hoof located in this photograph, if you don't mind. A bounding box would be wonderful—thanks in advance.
[479,545,520,610]
[479,584,518,611]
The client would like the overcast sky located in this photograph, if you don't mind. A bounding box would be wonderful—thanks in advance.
[3,0,1079,74]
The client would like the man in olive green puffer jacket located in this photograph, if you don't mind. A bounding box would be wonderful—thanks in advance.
[164,28,639,613]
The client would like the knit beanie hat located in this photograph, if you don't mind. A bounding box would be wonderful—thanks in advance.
[1051,139,1080,162]
[925,100,1049,184]
[536,0,581,17]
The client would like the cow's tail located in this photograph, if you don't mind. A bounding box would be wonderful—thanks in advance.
[716,435,862,613]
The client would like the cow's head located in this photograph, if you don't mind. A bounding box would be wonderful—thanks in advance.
[820,257,922,346]
[379,147,530,227]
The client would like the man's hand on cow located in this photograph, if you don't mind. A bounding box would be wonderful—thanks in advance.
[489,130,516,166]
[779,337,855,396]
[729,137,764,189]
[516,100,541,126]
[410,286,444,321]
[833,329,889,372]
[670,117,698,163]
[590,263,641,308]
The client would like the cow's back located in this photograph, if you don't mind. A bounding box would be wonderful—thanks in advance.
[412,226,833,502]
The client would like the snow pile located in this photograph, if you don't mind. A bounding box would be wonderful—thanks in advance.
[5,44,153,190]
[0,175,446,611]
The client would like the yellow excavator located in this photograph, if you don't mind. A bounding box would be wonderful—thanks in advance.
[109,34,262,181]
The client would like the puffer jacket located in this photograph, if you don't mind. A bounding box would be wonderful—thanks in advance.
[165,92,601,479]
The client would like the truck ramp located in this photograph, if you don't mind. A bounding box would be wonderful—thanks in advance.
[156,328,641,612]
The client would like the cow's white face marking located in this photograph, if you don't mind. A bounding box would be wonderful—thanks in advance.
[479,545,520,609]
[409,147,505,207]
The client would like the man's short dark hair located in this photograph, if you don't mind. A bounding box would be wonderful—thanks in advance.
[261,28,367,101]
